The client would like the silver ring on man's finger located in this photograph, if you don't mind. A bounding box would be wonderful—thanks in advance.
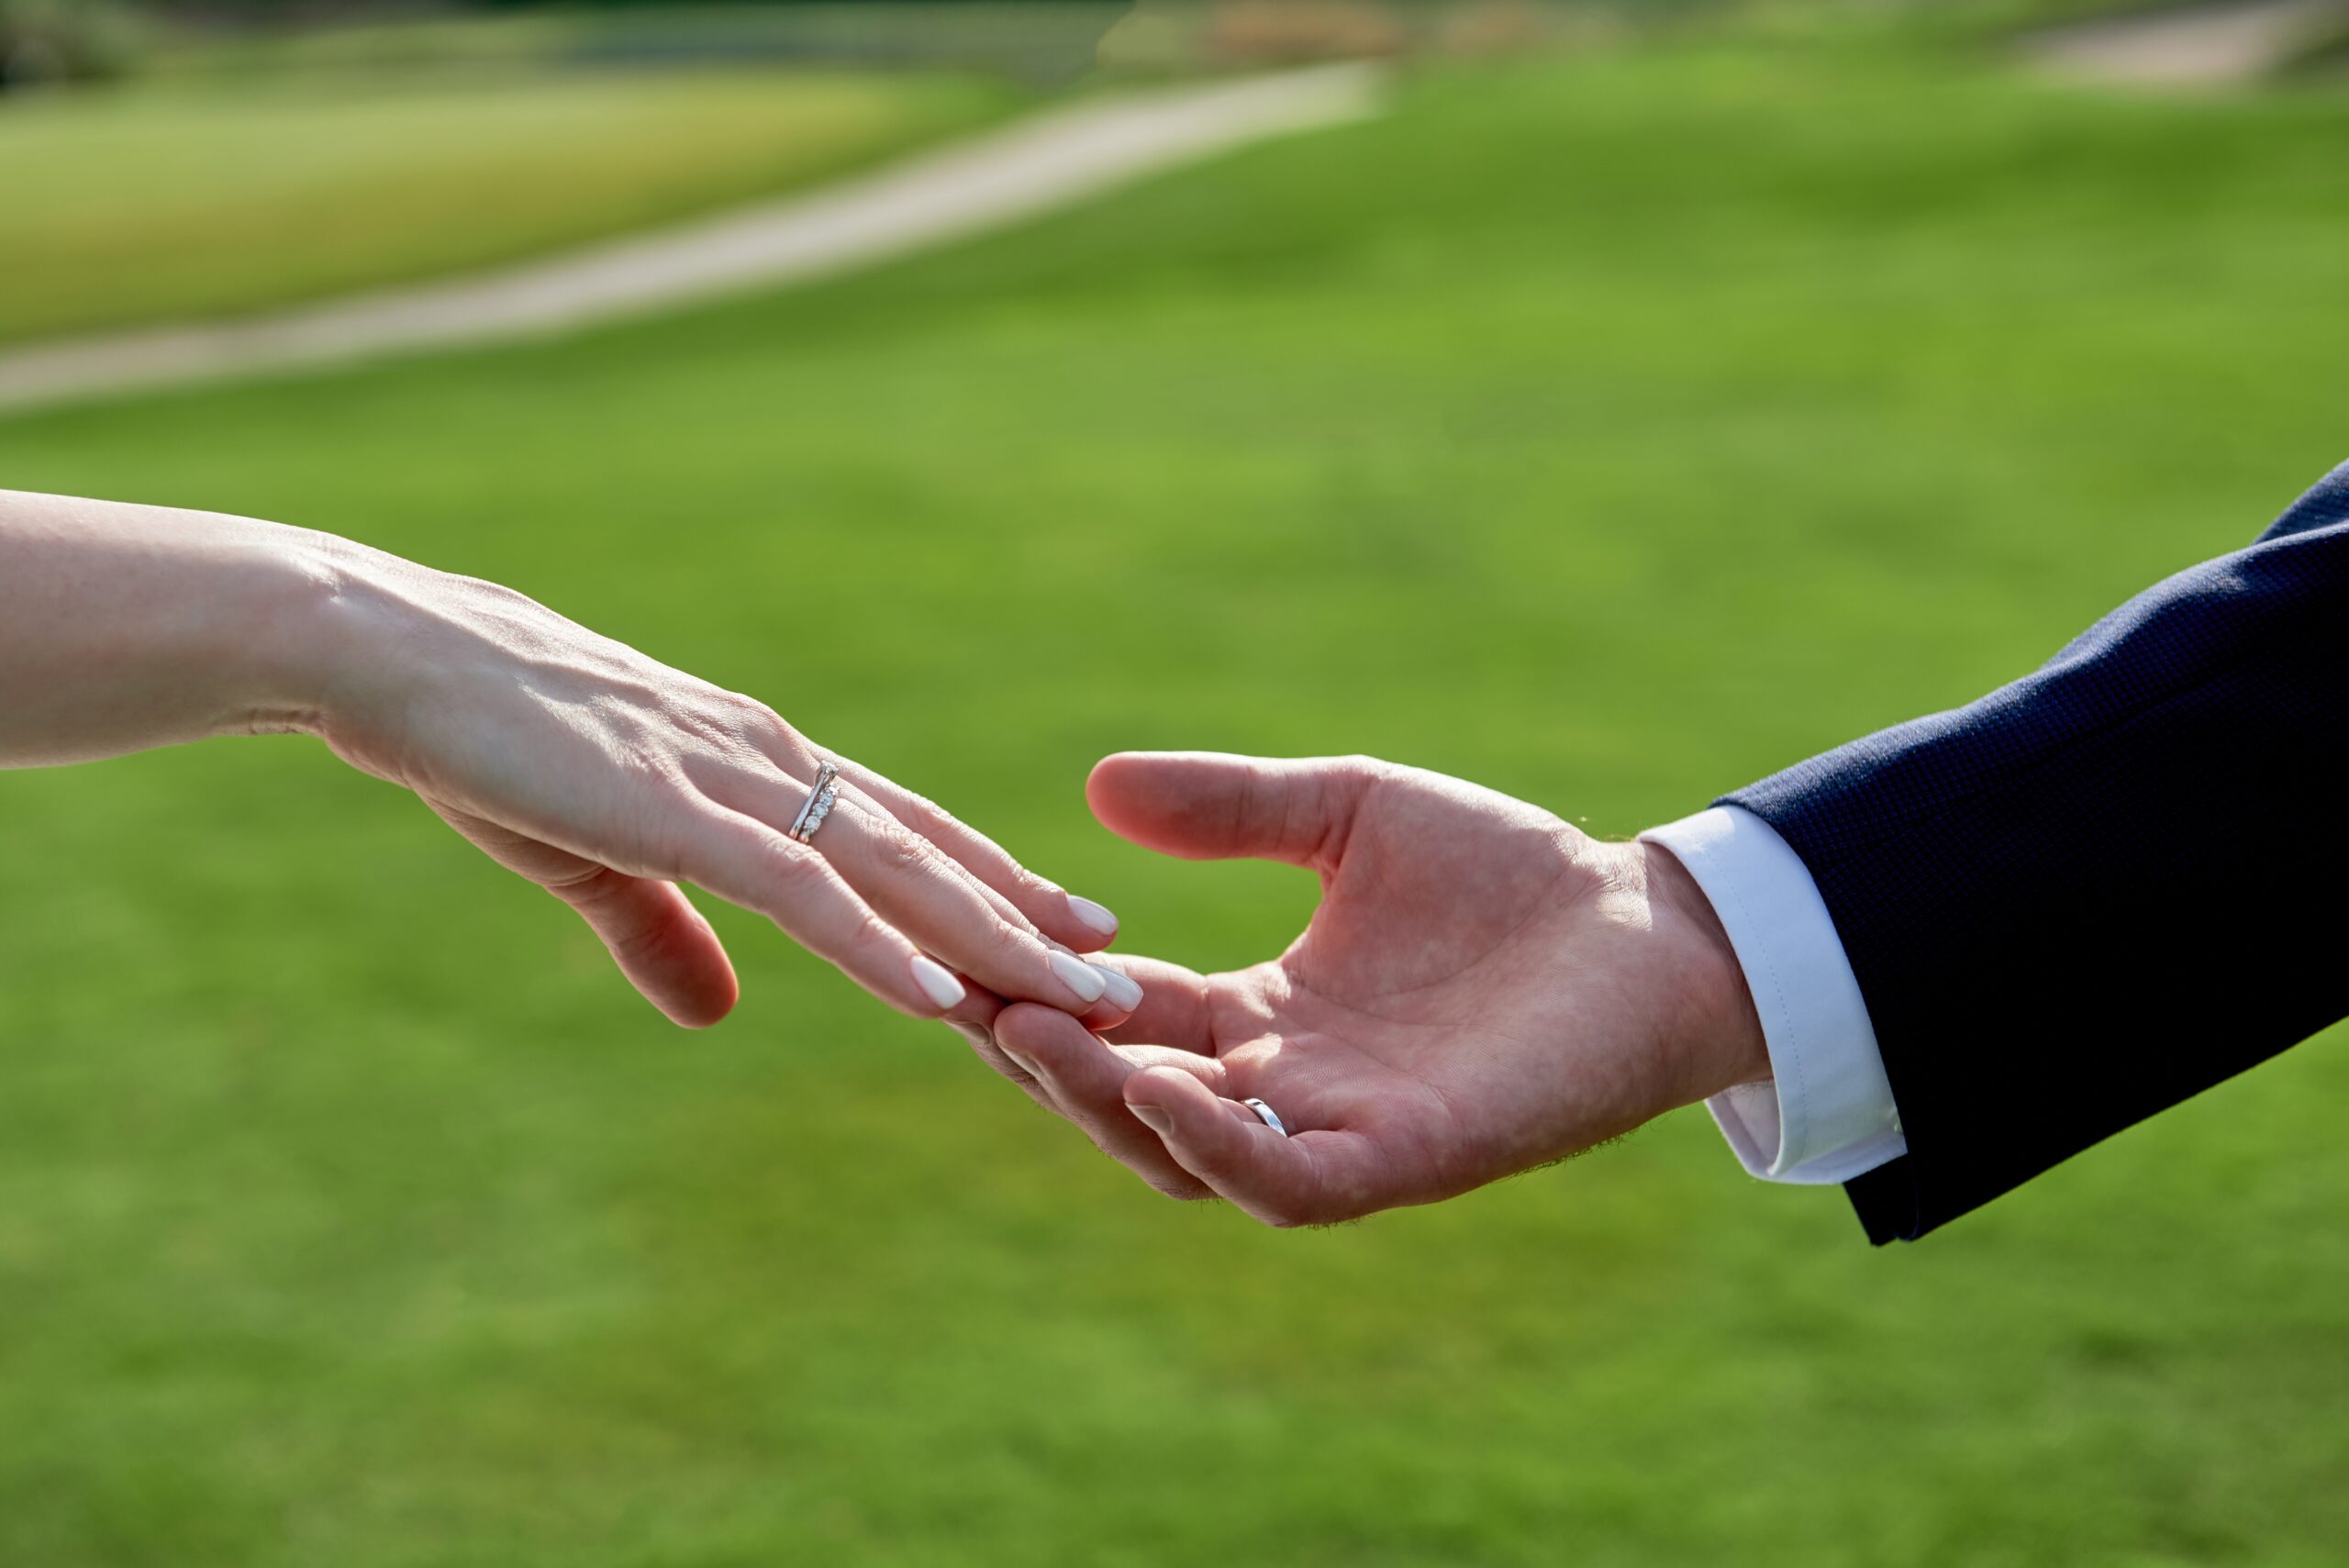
[789,762,842,845]
[1241,1097,1289,1137]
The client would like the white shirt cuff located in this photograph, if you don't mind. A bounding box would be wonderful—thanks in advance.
[1641,805,1907,1185]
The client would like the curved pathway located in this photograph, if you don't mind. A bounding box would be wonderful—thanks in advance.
[0,63,1383,416]
[2028,0,2345,85]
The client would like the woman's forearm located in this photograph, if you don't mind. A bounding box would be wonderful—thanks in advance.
[0,488,351,767]
[0,487,1132,1029]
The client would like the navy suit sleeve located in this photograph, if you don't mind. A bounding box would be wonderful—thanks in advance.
[1724,462,2349,1243]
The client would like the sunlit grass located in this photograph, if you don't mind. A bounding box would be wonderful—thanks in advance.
[0,66,1016,345]
[0,26,2344,1567]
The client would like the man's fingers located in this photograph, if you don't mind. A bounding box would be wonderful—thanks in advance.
[944,977,1140,1100]
[1088,954,1216,1051]
[938,978,1006,1037]
[1122,1067,1397,1228]
[993,1005,1219,1199]
[932,983,1068,1118]
[1086,752,1378,873]
[547,867,740,1029]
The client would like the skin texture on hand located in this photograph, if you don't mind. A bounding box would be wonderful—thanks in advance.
[972,753,1768,1229]
[0,490,1132,1032]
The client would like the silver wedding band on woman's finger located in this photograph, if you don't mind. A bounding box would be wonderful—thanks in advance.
[789,762,841,844]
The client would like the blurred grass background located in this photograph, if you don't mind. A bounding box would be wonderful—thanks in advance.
[0,68,1016,343]
[3,3,2347,1563]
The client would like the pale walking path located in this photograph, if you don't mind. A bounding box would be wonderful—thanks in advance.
[0,63,1383,417]
[2027,0,2345,86]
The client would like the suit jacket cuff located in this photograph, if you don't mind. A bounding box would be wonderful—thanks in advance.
[1642,806,1907,1184]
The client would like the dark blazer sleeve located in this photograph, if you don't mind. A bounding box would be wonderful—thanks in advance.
[1723,462,2349,1243]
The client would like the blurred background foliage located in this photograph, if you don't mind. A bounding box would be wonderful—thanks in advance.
[3,0,2347,1563]
[16,0,2340,93]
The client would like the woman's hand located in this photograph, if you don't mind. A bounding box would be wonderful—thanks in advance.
[305,554,1133,1028]
[964,753,1766,1227]
[0,490,1134,1030]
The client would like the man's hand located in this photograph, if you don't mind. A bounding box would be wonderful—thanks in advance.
[966,753,1767,1227]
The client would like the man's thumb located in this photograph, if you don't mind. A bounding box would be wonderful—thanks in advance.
[1085,751,1375,871]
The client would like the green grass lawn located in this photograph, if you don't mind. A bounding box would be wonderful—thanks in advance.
[0,66,1015,346]
[3,23,2347,1568]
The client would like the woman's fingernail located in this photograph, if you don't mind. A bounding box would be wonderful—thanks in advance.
[910,955,966,1010]
[1128,1102,1173,1136]
[1092,963,1143,1013]
[1049,950,1108,1005]
[1067,895,1120,939]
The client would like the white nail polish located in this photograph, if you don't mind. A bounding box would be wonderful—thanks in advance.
[1092,963,1143,1013]
[910,955,965,1010]
[1067,895,1120,939]
[1049,949,1108,1004]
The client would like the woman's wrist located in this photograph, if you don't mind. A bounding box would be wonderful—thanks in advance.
[207,519,386,742]
[0,493,396,765]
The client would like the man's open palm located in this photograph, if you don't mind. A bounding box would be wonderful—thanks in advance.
[980,753,1765,1227]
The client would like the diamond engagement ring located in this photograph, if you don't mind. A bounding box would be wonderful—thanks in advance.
[789,762,842,845]
[1241,1097,1289,1137]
